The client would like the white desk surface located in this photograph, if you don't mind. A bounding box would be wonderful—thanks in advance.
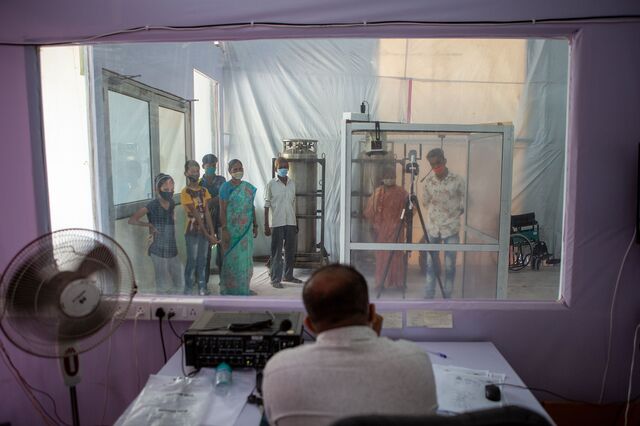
[148,341,552,426]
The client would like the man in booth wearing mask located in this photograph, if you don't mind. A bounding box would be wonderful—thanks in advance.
[363,166,408,290]
[422,148,465,299]
[200,154,226,275]
[264,157,302,288]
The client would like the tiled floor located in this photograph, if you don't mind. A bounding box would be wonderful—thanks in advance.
[203,261,561,301]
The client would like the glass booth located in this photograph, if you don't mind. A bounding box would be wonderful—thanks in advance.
[340,119,513,300]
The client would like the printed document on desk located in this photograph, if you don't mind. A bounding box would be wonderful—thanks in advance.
[434,364,506,414]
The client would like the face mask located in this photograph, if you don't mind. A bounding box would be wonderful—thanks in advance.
[205,167,216,176]
[277,168,288,177]
[382,179,395,186]
[432,165,445,175]
[160,190,174,201]
[231,171,244,180]
[187,175,199,183]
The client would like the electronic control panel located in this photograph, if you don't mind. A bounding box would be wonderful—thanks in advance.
[183,311,303,369]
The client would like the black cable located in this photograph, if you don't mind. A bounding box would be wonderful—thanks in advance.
[302,326,316,342]
[167,313,182,339]
[155,308,167,364]
[499,383,590,404]
[164,16,640,30]
[2,15,640,47]
[247,381,264,406]
[497,383,640,406]
[187,367,201,378]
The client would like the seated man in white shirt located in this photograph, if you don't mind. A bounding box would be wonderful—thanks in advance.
[262,264,438,426]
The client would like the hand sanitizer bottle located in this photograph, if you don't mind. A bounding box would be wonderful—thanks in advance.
[215,362,232,396]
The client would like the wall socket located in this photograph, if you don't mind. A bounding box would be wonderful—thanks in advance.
[115,298,151,320]
[150,297,204,322]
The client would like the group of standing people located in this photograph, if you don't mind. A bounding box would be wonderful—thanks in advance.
[127,147,463,299]
[128,154,258,296]
[128,154,302,296]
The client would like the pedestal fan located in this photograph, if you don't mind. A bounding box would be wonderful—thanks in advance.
[0,228,137,426]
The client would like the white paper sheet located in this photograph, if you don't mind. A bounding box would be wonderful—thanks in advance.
[433,364,506,414]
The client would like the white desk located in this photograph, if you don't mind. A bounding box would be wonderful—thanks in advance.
[413,341,551,423]
[125,341,552,425]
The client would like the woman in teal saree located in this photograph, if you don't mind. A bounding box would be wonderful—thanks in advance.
[219,159,258,295]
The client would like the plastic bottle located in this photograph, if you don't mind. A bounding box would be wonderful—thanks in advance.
[215,362,232,396]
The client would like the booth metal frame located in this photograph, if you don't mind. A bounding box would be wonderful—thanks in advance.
[340,120,514,298]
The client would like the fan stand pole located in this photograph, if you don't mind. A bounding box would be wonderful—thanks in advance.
[69,386,80,426]
[61,348,82,426]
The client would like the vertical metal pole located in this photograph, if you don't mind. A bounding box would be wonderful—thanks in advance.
[340,120,351,263]
[69,386,80,426]
[320,157,326,261]
[462,135,471,298]
[497,125,514,299]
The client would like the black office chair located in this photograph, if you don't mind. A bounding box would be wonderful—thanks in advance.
[330,405,552,426]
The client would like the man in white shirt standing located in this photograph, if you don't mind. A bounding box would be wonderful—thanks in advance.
[262,264,438,426]
[264,157,302,288]
[422,148,465,299]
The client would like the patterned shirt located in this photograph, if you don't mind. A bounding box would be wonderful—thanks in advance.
[145,199,178,258]
[180,186,211,235]
[422,170,465,238]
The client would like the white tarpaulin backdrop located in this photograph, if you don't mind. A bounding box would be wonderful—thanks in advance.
[222,38,568,259]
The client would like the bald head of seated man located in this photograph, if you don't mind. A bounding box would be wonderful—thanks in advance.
[262,264,437,426]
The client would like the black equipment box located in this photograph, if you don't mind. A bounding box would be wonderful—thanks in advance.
[183,311,303,369]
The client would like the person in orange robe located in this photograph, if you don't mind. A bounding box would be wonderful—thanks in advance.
[364,167,408,289]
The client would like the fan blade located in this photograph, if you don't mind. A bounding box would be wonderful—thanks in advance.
[76,243,118,278]
[4,250,59,317]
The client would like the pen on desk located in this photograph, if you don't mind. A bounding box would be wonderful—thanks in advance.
[426,350,448,359]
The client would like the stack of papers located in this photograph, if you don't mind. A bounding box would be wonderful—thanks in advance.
[433,365,506,414]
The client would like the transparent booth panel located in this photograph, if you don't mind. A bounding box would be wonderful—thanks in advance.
[349,130,503,247]
[466,134,503,244]
[350,249,498,300]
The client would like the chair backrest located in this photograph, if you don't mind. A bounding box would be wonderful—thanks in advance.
[330,405,552,426]
[511,213,537,229]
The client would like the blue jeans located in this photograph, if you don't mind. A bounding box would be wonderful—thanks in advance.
[270,225,297,283]
[184,233,209,294]
[425,233,459,299]
[205,225,223,276]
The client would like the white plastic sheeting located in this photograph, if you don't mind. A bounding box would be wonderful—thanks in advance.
[222,38,568,259]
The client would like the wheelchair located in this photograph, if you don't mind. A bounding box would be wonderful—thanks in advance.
[509,213,550,271]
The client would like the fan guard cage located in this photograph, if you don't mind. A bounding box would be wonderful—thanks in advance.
[0,228,136,358]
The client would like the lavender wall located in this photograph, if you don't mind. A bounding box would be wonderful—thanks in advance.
[1,2,640,425]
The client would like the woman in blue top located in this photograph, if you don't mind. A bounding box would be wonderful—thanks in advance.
[128,173,182,294]
[219,159,258,295]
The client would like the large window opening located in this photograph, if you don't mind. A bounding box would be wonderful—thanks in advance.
[40,38,568,302]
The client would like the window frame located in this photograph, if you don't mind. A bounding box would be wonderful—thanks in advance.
[101,68,193,221]
[37,38,569,307]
